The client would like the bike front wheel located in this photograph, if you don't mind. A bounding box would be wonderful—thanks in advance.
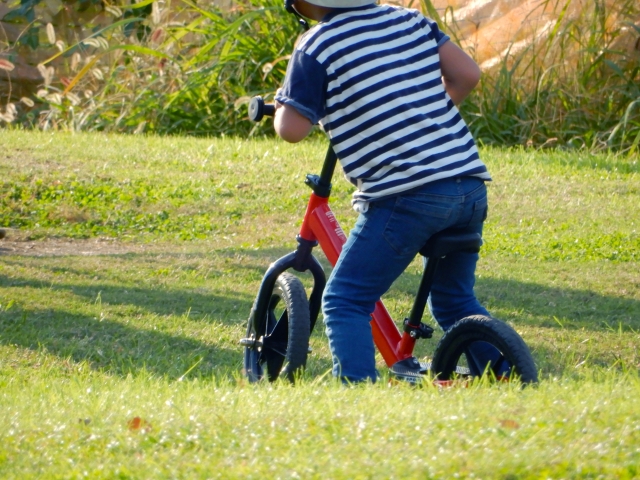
[243,272,310,383]
[430,315,538,384]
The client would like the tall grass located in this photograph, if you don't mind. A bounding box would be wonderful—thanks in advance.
[441,0,640,154]
[2,0,639,153]
[2,0,298,136]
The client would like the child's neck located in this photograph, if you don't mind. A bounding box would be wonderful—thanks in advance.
[294,0,335,22]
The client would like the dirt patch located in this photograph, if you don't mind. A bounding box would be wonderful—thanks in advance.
[0,233,147,257]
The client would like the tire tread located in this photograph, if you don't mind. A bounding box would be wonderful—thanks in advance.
[431,315,538,384]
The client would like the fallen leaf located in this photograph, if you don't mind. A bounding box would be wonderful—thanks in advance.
[128,416,152,432]
[499,419,520,429]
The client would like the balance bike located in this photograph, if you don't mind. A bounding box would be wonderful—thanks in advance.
[240,96,538,385]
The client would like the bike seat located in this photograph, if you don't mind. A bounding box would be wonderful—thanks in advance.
[419,230,483,258]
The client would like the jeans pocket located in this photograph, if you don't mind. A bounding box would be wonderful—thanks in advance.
[464,197,488,229]
[382,195,452,256]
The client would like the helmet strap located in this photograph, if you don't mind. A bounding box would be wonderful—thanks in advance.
[284,0,310,31]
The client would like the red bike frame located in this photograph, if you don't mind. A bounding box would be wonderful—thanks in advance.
[244,97,535,385]
[298,176,417,368]
[245,98,441,372]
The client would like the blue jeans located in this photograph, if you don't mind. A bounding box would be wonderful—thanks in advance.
[322,177,492,382]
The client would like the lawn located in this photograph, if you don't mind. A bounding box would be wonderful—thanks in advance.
[1,130,639,478]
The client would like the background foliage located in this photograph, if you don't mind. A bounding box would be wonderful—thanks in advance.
[0,0,639,153]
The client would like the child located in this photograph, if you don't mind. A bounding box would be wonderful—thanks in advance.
[274,0,495,383]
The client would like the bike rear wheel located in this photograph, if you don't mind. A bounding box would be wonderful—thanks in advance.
[243,272,310,382]
[430,315,538,384]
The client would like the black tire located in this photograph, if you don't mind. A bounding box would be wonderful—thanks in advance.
[244,272,310,383]
[431,315,538,384]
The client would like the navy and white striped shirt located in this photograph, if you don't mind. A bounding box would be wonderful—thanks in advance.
[275,4,490,211]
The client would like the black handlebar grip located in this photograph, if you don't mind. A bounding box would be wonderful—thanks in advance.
[248,96,276,122]
[264,103,276,117]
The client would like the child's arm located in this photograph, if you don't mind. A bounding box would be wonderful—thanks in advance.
[439,40,481,105]
[274,101,314,143]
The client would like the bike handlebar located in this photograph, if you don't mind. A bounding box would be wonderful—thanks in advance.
[249,96,275,122]
[248,95,337,196]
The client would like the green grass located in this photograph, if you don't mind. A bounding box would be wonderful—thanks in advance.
[1,130,640,478]
[2,372,640,479]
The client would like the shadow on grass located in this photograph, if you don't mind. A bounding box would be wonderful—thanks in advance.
[0,252,260,321]
[390,271,640,332]
[209,247,640,378]
[0,252,263,380]
[0,246,325,381]
[0,305,241,380]
[2,245,638,381]
[475,277,640,331]
[228,247,640,334]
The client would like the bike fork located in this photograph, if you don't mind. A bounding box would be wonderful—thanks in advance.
[247,235,326,336]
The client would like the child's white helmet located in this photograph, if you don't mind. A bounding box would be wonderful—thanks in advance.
[304,0,375,6]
